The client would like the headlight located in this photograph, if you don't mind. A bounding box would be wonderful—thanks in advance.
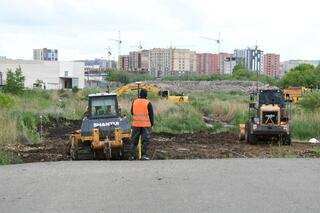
[252,124,257,130]
[283,124,289,132]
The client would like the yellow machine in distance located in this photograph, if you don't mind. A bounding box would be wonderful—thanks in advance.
[239,89,291,145]
[113,82,189,104]
[283,87,309,103]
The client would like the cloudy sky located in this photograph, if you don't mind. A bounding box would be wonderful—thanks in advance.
[0,0,319,61]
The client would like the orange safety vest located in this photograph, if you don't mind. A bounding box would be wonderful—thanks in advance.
[132,98,151,127]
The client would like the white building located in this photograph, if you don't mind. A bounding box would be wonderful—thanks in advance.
[222,57,237,75]
[0,59,85,89]
[280,60,320,75]
[234,47,263,72]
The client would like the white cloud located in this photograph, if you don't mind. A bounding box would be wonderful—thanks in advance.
[0,0,319,61]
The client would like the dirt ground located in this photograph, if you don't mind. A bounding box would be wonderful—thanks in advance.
[3,128,320,163]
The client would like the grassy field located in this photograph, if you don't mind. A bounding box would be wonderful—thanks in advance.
[0,88,319,152]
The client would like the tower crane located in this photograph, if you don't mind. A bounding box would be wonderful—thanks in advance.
[109,30,122,57]
[200,32,222,53]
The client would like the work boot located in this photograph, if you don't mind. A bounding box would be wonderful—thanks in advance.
[141,155,150,160]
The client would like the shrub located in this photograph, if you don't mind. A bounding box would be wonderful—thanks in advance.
[0,92,15,108]
[3,67,25,94]
[72,86,79,93]
[299,91,320,111]
[0,150,22,165]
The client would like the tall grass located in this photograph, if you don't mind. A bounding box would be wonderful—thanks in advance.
[0,112,18,145]
[154,105,208,134]
[292,111,320,140]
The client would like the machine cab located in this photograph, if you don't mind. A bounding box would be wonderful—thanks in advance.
[258,89,285,107]
[88,93,120,118]
[257,90,286,125]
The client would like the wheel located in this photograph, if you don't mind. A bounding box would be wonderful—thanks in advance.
[248,133,257,145]
[122,138,132,160]
[70,139,94,160]
[103,143,112,160]
[245,124,257,145]
[282,135,291,146]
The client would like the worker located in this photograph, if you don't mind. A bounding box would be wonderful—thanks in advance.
[130,89,154,160]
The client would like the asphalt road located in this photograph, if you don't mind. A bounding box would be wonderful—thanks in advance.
[0,159,320,213]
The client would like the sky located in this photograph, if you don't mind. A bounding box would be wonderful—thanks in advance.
[0,0,319,61]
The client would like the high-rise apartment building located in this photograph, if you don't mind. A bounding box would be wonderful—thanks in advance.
[263,53,280,77]
[128,50,149,72]
[149,48,172,77]
[196,53,214,75]
[212,53,232,74]
[140,50,150,72]
[222,57,237,75]
[234,47,263,72]
[33,48,58,61]
[129,51,140,71]
[118,55,129,71]
[171,49,196,75]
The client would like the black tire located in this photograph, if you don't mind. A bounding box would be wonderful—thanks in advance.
[122,138,132,160]
[70,139,94,160]
[248,133,257,145]
[245,123,257,145]
[282,135,291,146]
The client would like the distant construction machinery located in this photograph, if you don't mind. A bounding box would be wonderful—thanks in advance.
[283,86,310,103]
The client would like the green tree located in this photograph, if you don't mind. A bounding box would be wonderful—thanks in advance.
[281,64,320,88]
[4,67,25,94]
[232,63,252,80]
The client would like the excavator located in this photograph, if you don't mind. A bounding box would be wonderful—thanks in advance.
[68,82,188,160]
[114,82,189,103]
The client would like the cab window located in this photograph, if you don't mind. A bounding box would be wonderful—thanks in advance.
[91,97,116,116]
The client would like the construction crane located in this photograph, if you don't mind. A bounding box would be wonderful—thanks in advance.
[200,32,222,53]
[106,46,112,60]
[130,41,143,50]
[109,30,122,57]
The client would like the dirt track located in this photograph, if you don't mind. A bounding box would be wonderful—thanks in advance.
[4,131,320,163]
[2,118,320,163]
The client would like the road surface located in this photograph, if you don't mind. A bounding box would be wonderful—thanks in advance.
[0,159,320,213]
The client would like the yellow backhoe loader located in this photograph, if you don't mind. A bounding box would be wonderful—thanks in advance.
[114,82,189,104]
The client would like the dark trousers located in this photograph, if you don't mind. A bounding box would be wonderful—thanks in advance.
[131,127,151,157]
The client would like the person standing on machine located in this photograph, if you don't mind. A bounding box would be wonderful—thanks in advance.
[130,89,154,160]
